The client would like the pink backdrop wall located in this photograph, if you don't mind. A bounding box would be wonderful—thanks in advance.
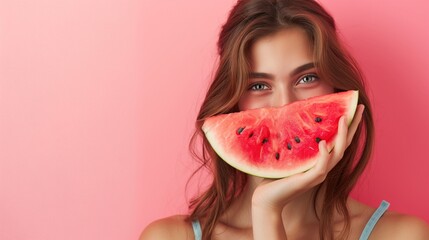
[0,0,428,239]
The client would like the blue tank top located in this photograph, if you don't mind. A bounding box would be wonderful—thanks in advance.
[191,200,390,240]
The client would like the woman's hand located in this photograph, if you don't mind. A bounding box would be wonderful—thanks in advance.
[251,104,365,239]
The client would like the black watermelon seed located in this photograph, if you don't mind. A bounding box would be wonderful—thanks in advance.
[262,138,269,144]
[275,152,280,160]
[287,142,292,150]
[294,136,301,143]
[237,127,245,135]
[249,132,254,138]
[315,117,322,123]
[315,137,321,143]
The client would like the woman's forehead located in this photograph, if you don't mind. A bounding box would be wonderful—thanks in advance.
[249,27,313,73]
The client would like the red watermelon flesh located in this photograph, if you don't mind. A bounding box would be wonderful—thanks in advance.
[202,90,359,178]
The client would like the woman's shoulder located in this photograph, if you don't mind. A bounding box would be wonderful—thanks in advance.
[347,199,429,239]
[139,215,194,240]
[352,200,429,239]
[372,210,429,240]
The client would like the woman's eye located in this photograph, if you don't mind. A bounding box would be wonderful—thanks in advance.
[297,74,319,85]
[249,83,269,91]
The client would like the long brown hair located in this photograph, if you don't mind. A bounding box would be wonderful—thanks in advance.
[186,0,374,239]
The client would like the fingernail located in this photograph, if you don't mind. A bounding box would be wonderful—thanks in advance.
[319,139,326,148]
[341,115,347,125]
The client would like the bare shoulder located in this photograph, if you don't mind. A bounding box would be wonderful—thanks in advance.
[372,210,429,240]
[347,199,429,239]
[139,215,194,240]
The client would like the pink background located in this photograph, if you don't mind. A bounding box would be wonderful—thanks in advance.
[0,0,428,239]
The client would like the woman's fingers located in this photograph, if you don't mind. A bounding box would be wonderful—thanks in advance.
[332,115,348,163]
[307,139,330,183]
[301,104,365,178]
[346,104,365,145]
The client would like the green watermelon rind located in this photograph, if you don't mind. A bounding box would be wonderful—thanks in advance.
[202,90,359,179]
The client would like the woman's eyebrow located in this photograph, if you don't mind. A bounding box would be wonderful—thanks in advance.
[248,72,274,79]
[248,62,316,79]
[290,62,315,76]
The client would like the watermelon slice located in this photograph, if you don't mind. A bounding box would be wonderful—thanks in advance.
[202,90,359,178]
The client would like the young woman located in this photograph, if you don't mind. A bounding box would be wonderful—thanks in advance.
[141,0,429,239]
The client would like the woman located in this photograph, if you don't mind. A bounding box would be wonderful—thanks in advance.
[141,0,429,239]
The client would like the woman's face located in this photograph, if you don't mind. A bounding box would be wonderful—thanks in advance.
[238,27,334,111]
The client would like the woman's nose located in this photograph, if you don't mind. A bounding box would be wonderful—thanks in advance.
[271,89,296,108]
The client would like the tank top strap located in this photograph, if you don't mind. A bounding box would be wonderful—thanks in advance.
[191,219,202,240]
[359,200,390,240]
